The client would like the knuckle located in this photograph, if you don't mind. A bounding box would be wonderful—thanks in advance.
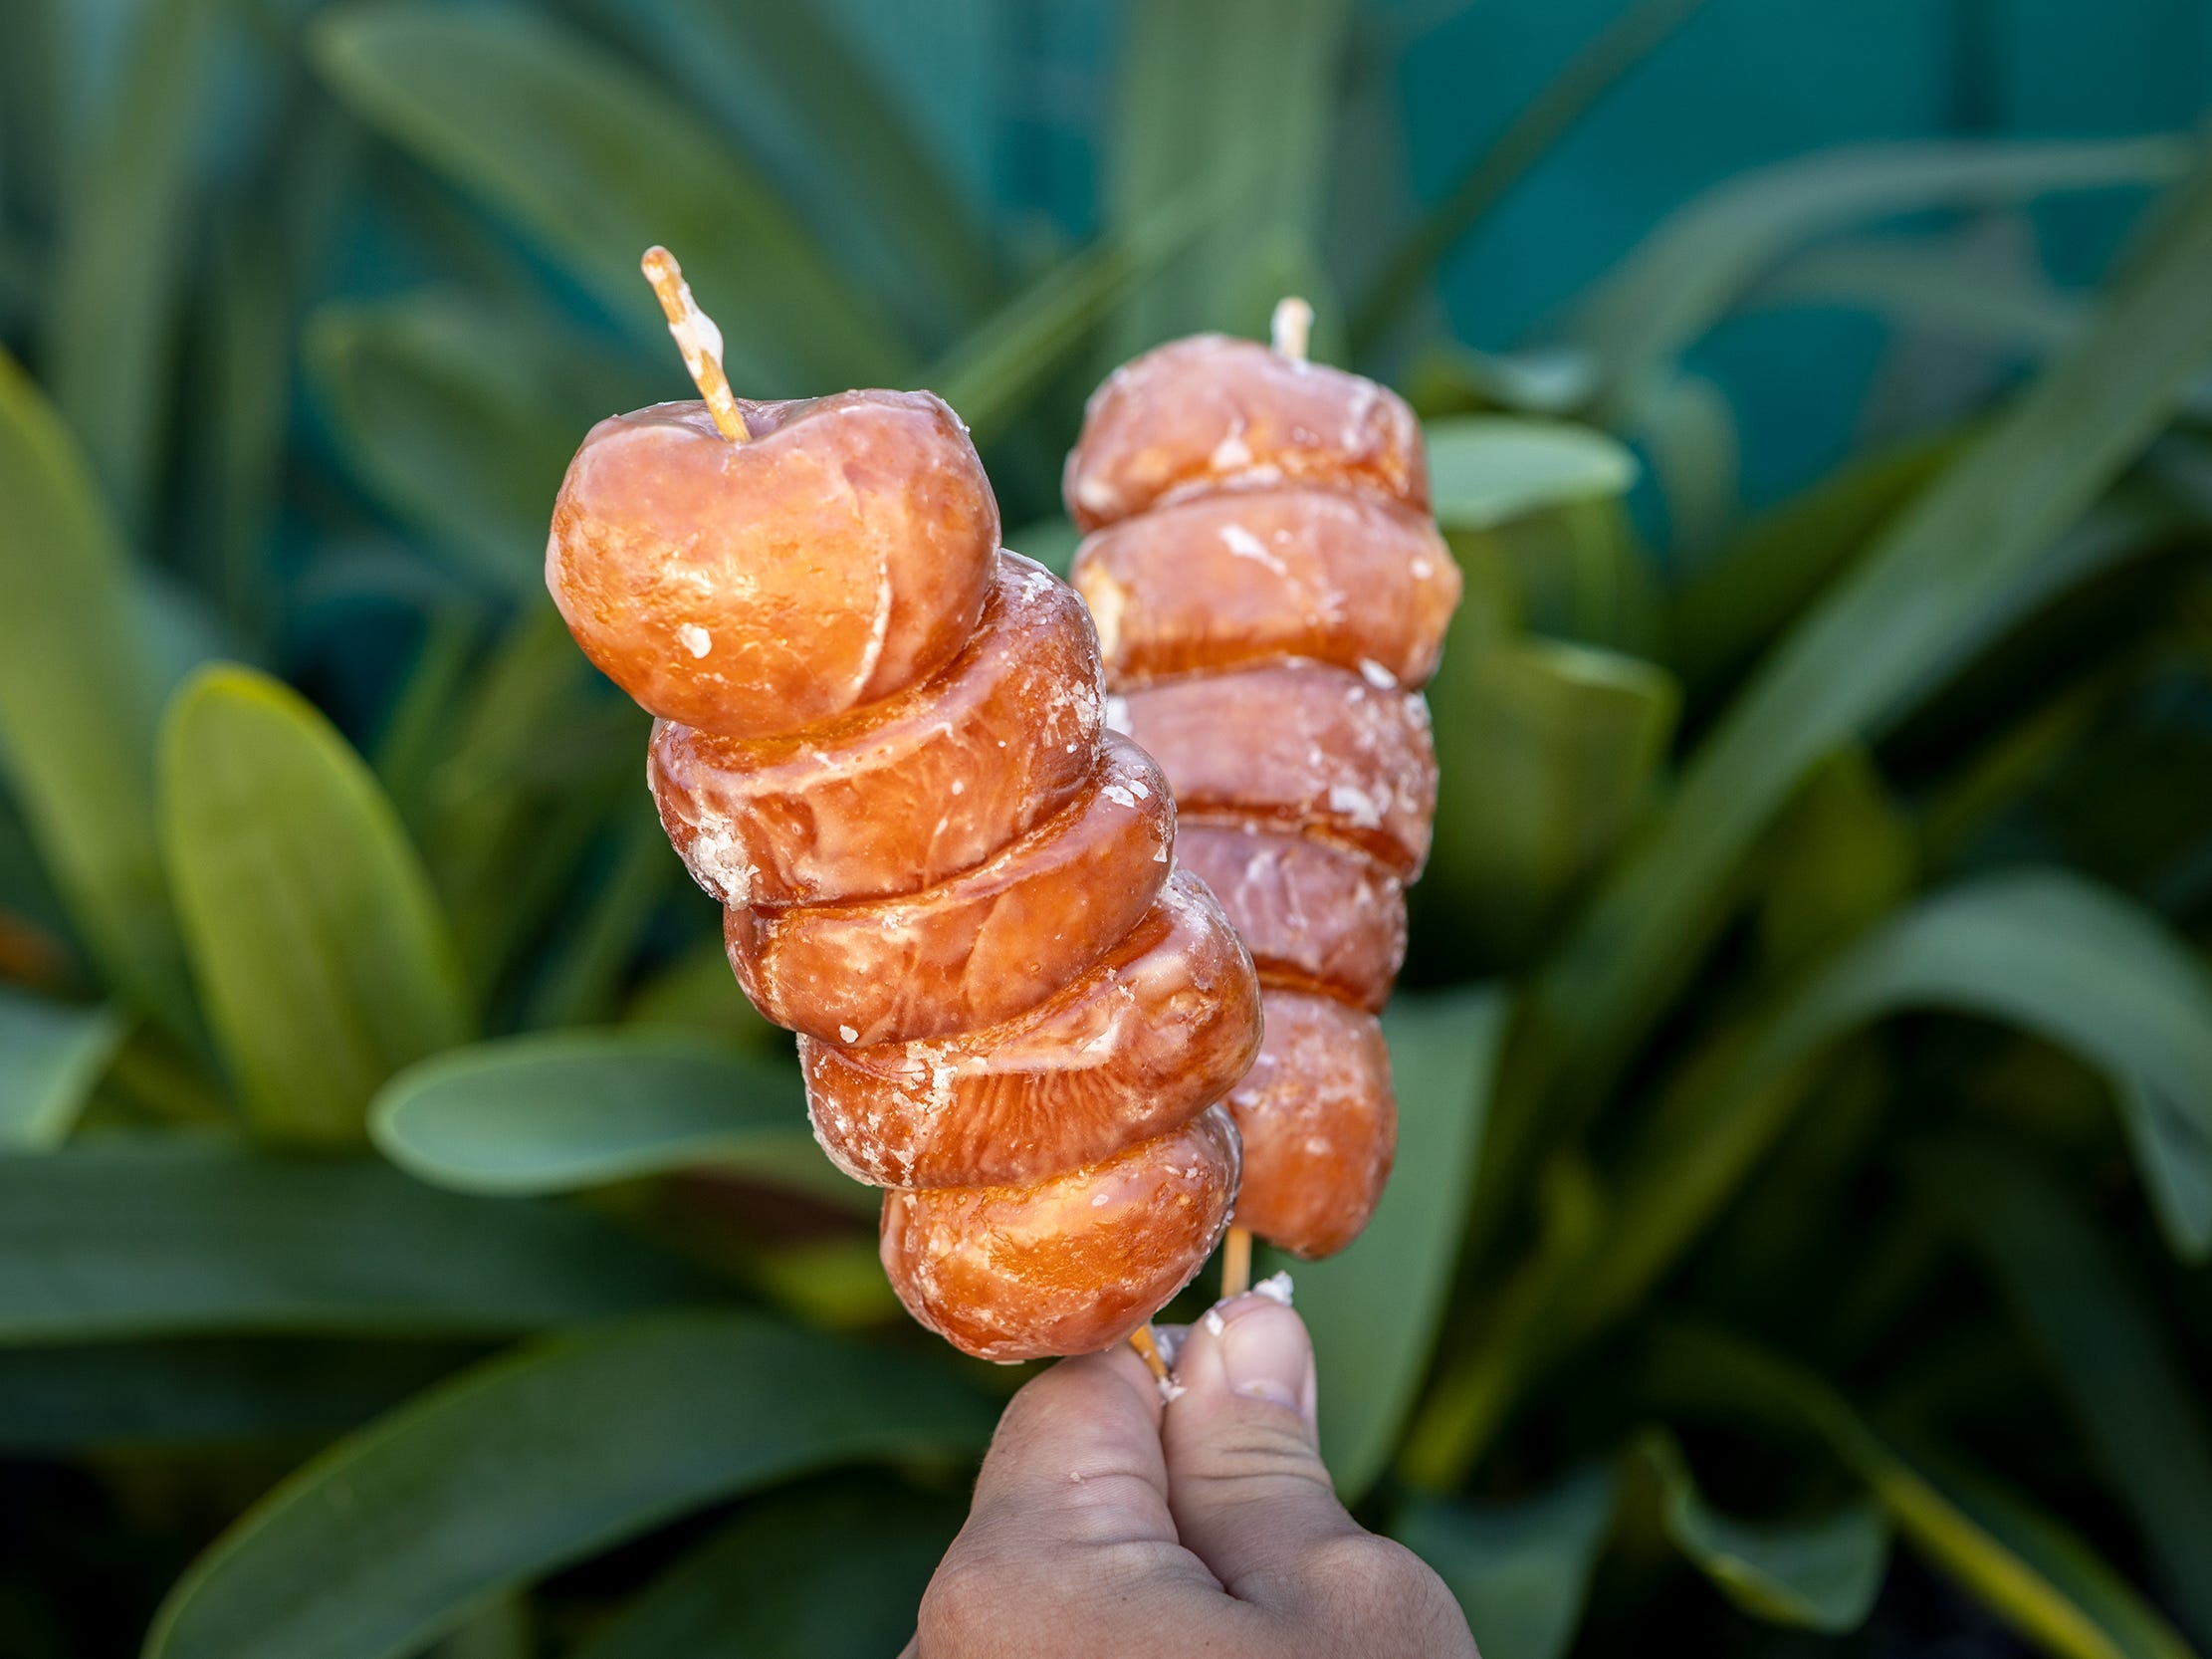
[1304,1534,1472,1646]
[1181,1416,1332,1493]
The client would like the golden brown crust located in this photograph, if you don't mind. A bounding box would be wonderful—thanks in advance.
[1063,335,1428,531]
[550,390,998,738]
[879,1104,1241,1361]
[648,554,1101,907]
[1224,991,1395,1259]
[725,734,1174,1046]
[1175,820,1406,1011]
[800,870,1261,1190]
[1110,662,1438,879]
[1072,486,1461,689]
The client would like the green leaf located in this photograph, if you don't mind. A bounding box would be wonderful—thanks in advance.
[1425,417,1641,533]
[1648,1328,2199,1659]
[615,0,998,344]
[1427,635,1679,966]
[0,1338,482,1451]
[1393,1466,1617,1659]
[310,2,909,393]
[0,350,189,1027]
[42,0,222,520]
[162,666,470,1145]
[372,1031,866,1215]
[0,1141,722,1342]
[1432,867,2212,1481]
[1104,0,1350,349]
[1753,746,1917,974]
[573,1479,958,1659]
[1751,235,2087,357]
[144,1312,992,1659]
[1671,431,1962,698]
[1641,1428,1887,1632]
[0,990,122,1148]
[1609,867,2212,1332]
[1530,148,2212,1130]
[1920,1139,2212,1643]
[307,295,653,596]
[1568,135,2190,415]
[1276,986,1508,1502]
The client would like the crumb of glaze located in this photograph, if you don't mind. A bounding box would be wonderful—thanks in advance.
[837,1025,859,1044]
[677,623,712,658]
[1159,1378,1188,1403]
[1252,1271,1295,1306]
[1202,1306,1226,1338]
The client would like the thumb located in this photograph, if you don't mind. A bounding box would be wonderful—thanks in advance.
[1161,1283,1362,1604]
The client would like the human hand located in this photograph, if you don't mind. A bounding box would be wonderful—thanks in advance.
[900,1288,1477,1658]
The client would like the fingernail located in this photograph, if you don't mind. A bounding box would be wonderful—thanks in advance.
[1216,1298,1314,1421]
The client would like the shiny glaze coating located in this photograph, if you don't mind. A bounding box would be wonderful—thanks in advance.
[1223,992,1395,1259]
[1065,330,1459,1261]
[800,871,1261,1189]
[1073,486,1460,688]
[649,554,1101,908]
[1064,335,1428,531]
[725,733,1173,1046]
[1110,661,1438,878]
[880,1104,1241,1362]
[551,391,998,738]
[1176,820,1405,1012]
[553,359,1264,1357]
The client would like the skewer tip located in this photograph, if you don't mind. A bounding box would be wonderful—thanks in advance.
[1270,296,1313,362]
[639,245,750,442]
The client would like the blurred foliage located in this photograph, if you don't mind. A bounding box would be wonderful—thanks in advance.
[1,1,2210,1655]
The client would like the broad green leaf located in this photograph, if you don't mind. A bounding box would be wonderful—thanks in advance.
[620,941,783,1056]
[1641,1429,1887,1632]
[42,0,221,520]
[1393,1466,1617,1659]
[1427,635,1678,966]
[0,350,189,1027]
[311,2,908,392]
[1350,0,1716,351]
[1433,868,2212,1483]
[307,295,652,595]
[1753,746,1916,973]
[372,1031,865,1214]
[615,0,997,344]
[573,1480,959,1659]
[422,1597,529,1659]
[1599,868,2212,1341]
[1648,1328,2198,1659]
[0,990,121,1148]
[1921,1139,2212,1642]
[1671,432,1961,698]
[1529,149,2212,1136]
[145,1312,993,1659]
[162,666,470,1145]
[1425,417,1641,533]
[1105,0,1349,350]
[1277,986,1507,1501]
[0,1338,481,1450]
[1568,135,2190,415]
[0,1142,722,1342]
[1751,235,2086,357]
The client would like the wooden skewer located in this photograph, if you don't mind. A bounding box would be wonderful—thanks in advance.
[640,245,751,443]
[1270,295,1313,363]
[1127,1322,1172,1383]
[1220,1224,1253,1300]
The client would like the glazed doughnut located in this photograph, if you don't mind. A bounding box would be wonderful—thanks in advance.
[1066,322,1462,1259]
